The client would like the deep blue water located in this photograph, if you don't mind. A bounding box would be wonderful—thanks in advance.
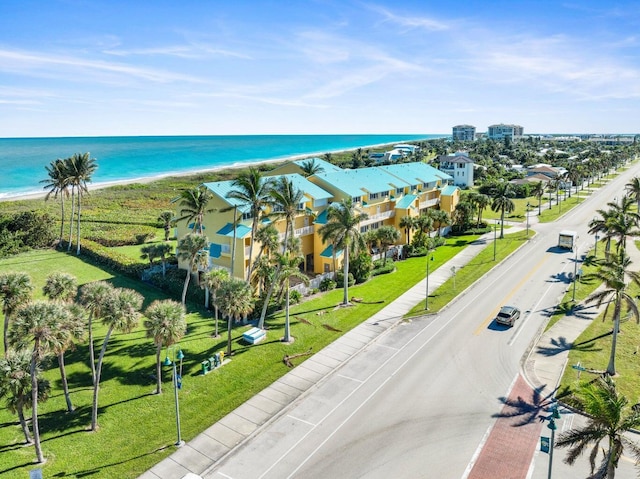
[0,134,443,198]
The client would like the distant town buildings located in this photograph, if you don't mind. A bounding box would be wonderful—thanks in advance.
[487,124,524,141]
[452,125,476,142]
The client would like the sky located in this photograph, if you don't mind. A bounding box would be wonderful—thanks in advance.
[1,0,639,137]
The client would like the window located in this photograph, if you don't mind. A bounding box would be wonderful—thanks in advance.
[381,191,389,198]
[370,192,379,200]
[352,196,362,203]
[242,212,253,221]
[396,187,404,195]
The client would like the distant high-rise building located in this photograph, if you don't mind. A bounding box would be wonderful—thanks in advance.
[452,124,476,142]
[487,124,524,141]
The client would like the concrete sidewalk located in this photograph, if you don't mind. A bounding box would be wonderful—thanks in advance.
[139,230,503,479]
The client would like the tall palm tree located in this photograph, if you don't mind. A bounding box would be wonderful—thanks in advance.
[158,210,175,241]
[475,194,490,227]
[0,272,34,355]
[41,158,71,244]
[269,176,305,253]
[176,233,209,305]
[590,197,640,256]
[490,183,516,239]
[556,375,640,478]
[43,272,83,413]
[299,158,325,177]
[531,181,545,215]
[587,252,640,376]
[431,209,451,237]
[79,281,115,385]
[176,186,215,235]
[8,300,68,463]
[256,177,305,328]
[226,168,274,281]
[0,348,50,444]
[92,287,143,431]
[398,215,416,245]
[140,244,159,267]
[274,251,308,343]
[626,177,640,212]
[201,268,229,337]
[318,198,368,306]
[216,278,255,356]
[144,300,187,395]
[67,152,98,255]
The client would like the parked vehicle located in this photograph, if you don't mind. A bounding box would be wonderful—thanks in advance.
[495,305,521,327]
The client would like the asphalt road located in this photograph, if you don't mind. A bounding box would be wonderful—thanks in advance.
[205,163,639,479]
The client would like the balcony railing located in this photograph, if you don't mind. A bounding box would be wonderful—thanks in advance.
[361,210,395,225]
[419,198,440,209]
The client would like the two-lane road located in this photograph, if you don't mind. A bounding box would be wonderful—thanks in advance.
[206,163,638,479]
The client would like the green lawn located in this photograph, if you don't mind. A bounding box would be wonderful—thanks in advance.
[0,234,485,479]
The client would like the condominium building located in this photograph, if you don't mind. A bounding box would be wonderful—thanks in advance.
[175,159,459,279]
[437,152,475,188]
[452,125,476,142]
[487,124,524,141]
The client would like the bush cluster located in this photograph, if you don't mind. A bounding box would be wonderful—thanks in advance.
[80,238,147,279]
[372,258,395,276]
[83,222,159,247]
[0,210,56,257]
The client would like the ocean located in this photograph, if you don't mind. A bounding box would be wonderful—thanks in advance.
[0,134,443,199]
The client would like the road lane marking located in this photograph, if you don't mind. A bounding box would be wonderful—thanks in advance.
[337,374,364,383]
[474,254,551,335]
[286,414,316,427]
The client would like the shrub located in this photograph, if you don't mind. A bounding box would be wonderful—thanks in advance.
[319,277,336,292]
[289,290,302,304]
[335,271,355,288]
[350,251,372,284]
[372,258,395,276]
[80,238,147,280]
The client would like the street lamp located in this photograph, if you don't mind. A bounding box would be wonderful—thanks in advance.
[594,233,599,257]
[493,220,498,261]
[164,346,185,447]
[572,239,579,302]
[425,250,434,310]
[526,202,530,238]
[547,404,562,479]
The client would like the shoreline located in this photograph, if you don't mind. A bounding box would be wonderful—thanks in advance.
[1,138,435,202]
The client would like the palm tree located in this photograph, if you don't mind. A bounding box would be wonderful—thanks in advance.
[8,300,68,463]
[431,209,451,237]
[43,272,83,413]
[252,223,279,285]
[140,244,159,267]
[176,186,215,235]
[92,287,143,431]
[226,168,274,281]
[376,226,400,266]
[79,281,115,385]
[490,183,516,239]
[626,177,640,212]
[256,177,305,328]
[176,233,209,305]
[216,278,255,356]
[590,197,640,256]
[201,268,229,337]
[41,158,71,244]
[299,158,324,177]
[67,152,98,255]
[399,215,416,245]
[158,210,175,241]
[586,252,640,376]
[269,176,305,253]
[155,242,173,279]
[0,272,34,355]
[318,198,368,306]
[43,272,78,303]
[274,251,309,343]
[0,348,50,444]
[144,300,187,395]
[475,194,490,227]
[556,375,640,478]
[531,181,545,215]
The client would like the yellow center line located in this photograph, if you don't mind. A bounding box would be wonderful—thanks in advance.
[474,253,551,335]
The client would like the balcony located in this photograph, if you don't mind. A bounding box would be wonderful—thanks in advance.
[361,210,395,225]
[419,198,440,209]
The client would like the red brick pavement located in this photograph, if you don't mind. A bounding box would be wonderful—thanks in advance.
[467,374,544,479]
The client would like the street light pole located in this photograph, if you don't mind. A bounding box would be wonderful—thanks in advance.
[425,250,432,310]
[493,220,497,261]
[164,347,185,447]
[547,404,561,479]
[526,202,530,238]
[594,234,599,257]
[572,239,579,302]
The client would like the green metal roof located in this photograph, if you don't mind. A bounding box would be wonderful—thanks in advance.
[293,158,343,173]
[314,167,408,197]
[320,244,343,258]
[395,194,417,209]
[202,180,251,214]
[276,173,333,201]
[216,223,252,238]
[378,162,453,184]
[440,185,459,196]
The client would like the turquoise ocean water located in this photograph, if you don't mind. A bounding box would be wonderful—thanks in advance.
[0,134,443,199]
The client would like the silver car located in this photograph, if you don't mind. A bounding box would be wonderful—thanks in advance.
[496,306,521,327]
